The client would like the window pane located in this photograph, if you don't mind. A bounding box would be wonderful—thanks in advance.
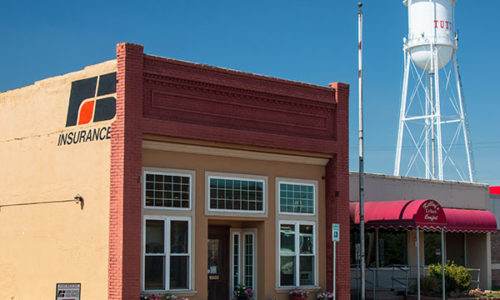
[244,234,254,289]
[299,256,314,286]
[424,232,442,265]
[209,177,264,212]
[146,220,164,254]
[171,221,188,254]
[144,173,190,208]
[300,225,314,254]
[145,256,165,290]
[208,239,220,274]
[378,230,407,267]
[233,234,239,288]
[279,183,314,214]
[280,224,295,254]
[280,256,295,286]
[366,231,377,268]
[170,256,189,289]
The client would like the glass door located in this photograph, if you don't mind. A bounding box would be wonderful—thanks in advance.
[230,229,257,297]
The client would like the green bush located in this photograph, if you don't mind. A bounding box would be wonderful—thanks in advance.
[426,261,471,295]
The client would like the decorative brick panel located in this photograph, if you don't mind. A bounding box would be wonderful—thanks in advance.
[142,54,340,155]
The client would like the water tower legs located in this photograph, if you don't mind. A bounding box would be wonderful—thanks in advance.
[394,48,476,182]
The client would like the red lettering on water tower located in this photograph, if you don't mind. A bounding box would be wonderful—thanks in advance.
[434,20,452,31]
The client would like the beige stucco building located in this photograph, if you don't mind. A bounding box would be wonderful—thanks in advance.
[0,61,116,300]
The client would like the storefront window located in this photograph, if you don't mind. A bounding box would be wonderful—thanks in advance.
[424,232,442,265]
[279,223,316,287]
[350,229,407,268]
[144,218,191,291]
[378,230,407,267]
[279,182,315,214]
[144,172,191,209]
[209,177,264,212]
[145,220,165,290]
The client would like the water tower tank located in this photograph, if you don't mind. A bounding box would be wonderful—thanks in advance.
[404,0,457,72]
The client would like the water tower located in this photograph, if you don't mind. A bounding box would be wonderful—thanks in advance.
[394,0,475,182]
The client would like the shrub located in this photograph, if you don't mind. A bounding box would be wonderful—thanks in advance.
[426,261,471,296]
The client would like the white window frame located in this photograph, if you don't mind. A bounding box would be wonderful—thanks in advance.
[205,172,268,217]
[230,228,257,297]
[277,178,317,216]
[142,168,195,211]
[275,177,319,289]
[277,220,317,288]
[142,216,192,292]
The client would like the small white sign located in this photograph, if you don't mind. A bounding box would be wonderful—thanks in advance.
[332,223,340,242]
[56,283,80,300]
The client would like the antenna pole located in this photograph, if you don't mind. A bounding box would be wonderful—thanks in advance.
[357,3,366,300]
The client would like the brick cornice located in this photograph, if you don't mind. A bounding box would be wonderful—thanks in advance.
[144,72,335,112]
[143,54,334,104]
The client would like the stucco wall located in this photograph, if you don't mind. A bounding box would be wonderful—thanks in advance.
[0,61,116,300]
[142,145,328,300]
[350,172,490,210]
[466,233,491,290]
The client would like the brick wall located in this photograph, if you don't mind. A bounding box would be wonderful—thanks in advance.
[491,232,500,287]
[109,43,144,300]
[325,82,350,299]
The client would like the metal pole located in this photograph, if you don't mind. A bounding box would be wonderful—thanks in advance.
[358,3,366,300]
[375,228,380,287]
[453,52,475,182]
[430,70,436,179]
[417,228,421,300]
[464,233,467,266]
[395,50,411,176]
[441,230,446,299]
[333,241,337,300]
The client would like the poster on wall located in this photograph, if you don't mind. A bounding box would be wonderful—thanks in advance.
[56,283,81,300]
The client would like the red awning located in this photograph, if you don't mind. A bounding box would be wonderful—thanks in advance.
[444,208,497,232]
[350,199,446,231]
[350,200,497,232]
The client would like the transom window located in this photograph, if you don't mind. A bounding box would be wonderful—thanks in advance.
[143,217,191,291]
[208,176,264,212]
[279,182,315,214]
[279,222,316,287]
[144,171,191,209]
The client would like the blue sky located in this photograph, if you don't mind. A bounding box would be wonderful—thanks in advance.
[1,1,499,186]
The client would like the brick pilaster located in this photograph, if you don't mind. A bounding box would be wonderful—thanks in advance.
[326,82,350,299]
[109,42,144,300]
